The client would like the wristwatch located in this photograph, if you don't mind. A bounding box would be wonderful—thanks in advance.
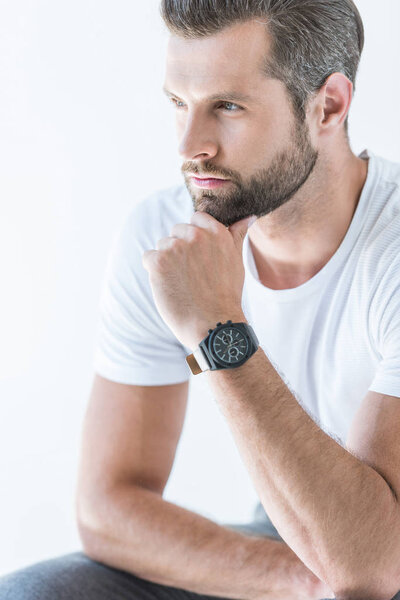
[185,320,259,375]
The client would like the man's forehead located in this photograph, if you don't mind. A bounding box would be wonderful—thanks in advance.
[165,19,271,76]
[165,55,263,85]
[163,62,270,106]
[163,21,276,105]
[164,54,267,104]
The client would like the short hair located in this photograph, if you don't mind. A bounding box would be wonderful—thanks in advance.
[160,0,365,138]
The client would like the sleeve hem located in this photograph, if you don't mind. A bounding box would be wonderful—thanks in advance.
[93,360,190,386]
[368,375,400,397]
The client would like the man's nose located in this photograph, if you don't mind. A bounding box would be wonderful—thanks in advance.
[178,114,219,161]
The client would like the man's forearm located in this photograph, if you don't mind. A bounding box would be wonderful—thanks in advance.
[204,342,399,597]
[78,483,320,600]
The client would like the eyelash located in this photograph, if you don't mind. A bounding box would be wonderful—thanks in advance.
[168,97,243,113]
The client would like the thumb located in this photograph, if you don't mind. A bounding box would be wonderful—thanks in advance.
[228,215,257,248]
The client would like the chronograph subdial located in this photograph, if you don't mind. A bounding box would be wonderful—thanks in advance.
[211,327,249,364]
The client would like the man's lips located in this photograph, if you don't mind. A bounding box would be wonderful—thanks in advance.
[190,176,230,189]
[188,173,228,180]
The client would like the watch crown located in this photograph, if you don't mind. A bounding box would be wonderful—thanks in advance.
[216,322,222,326]
[208,329,213,334]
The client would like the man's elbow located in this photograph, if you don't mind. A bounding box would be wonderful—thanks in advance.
[324,519,400,600]
[334,589,396,600]
[332,570,400,600]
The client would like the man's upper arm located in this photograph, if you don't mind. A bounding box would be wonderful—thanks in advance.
[345,390,400,502]
[76,373,189,529]
[344,390,400,597]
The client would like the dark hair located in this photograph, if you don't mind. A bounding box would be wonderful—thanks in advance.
[159,0,364,137]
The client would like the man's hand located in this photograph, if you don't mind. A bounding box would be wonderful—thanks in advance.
[141,211,256,349]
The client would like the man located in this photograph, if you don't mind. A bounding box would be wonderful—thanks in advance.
[1,1,400,599]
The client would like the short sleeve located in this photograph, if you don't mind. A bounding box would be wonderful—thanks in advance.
[92,194,191,385]
[368,254,400,397]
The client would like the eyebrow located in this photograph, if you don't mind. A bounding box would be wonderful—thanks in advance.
[162,86,254,104]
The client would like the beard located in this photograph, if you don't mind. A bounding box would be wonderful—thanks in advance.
[182,116,319,228]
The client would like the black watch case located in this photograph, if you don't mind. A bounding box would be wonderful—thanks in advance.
[200,320,258,371]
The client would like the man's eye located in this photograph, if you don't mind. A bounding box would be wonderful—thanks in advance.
[221,102,242,112]
[168,98,242,112]
[170,98,186,109]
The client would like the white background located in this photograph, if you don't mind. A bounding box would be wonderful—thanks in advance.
[0,0,399,576]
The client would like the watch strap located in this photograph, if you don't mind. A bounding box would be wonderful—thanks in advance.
[185,346,210,375]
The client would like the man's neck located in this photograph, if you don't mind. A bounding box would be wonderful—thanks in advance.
[247,150,369,290]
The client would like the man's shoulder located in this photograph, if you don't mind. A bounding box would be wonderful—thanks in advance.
[361,151,400,255]
[347,152,400,300]
[372,151,400,192]
[121,183,194,239]
[104,183,194,265]
[109,184,190,248]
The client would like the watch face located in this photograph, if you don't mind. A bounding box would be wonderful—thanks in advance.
[211,326,249,364]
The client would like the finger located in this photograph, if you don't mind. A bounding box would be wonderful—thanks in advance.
[156,237,179,250]
[170,223,198,240]
[141,248,158,271]
[190,210,224,233]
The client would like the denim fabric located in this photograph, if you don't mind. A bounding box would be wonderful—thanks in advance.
[0,551,209,600]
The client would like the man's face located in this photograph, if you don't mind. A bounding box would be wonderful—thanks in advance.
[163,19,319,227]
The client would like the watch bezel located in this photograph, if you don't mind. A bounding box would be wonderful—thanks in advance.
[209,324,250,367]
[188,320,259,374]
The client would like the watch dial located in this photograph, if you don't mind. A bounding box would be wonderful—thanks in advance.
[211,327,249,364]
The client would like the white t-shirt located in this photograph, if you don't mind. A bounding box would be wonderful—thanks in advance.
[93,148,400,447]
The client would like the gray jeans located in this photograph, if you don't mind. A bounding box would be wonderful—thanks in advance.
[0,502,398,600]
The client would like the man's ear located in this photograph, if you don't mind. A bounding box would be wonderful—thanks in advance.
[313,72,353,135]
